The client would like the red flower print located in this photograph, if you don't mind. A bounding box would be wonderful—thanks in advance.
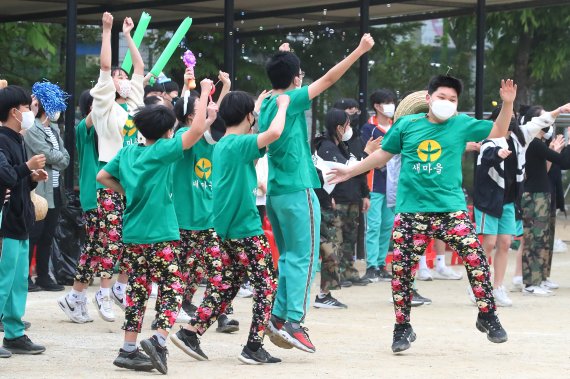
[473,285,485,298]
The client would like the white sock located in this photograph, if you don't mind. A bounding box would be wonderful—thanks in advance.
[67,288,83,303]
[318,292,328,299]
[436,254,446,270]
[419,255,428,270]
[99,287,110,298]
[113,281,126,295]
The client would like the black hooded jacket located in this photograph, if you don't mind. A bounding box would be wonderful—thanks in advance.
[0,127,36,240]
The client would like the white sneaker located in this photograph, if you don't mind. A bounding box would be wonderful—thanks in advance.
[466,285,476,304]
[522,285,553,297]
[93,292,116,322]
[416,268,433,281]
[149,283,158,299]
[492,286,513,307]
[111,286,126,311]
[510,276,523,292]
[553,239,568,253]
[433,266,463,280]
[237,285,253,298]
[77,297,93,322]
[176,308,192,323]
[541,279,559,290]
[57,295,86,323]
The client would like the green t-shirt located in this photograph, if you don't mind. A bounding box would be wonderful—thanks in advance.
[103,136,184,244]
[119,103,138,146]
[212,134,265,240]
[381,113,493,213]
[76,119,101,211]
[258,86,320,196]
[171,127,214,230]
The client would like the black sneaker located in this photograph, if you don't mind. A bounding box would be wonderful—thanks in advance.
[28,277,41,292]
[151,318,159,331]
[346,277,370,286]
[181,299,197,315]
[0,346,11,358]
[35,276,65,292]
[216,315,239,333]
[3,335,45,355]
[170,327,208,361]
[0,319,31,332]
[391,323,416,353]
[140,336,168,375]
[339,280,353,288]
[361,267,379,283]
[377,267,393,282]
[313,293,348,309]
[476,313,508,343]
[238,345,282,365]
[113,348,154,372]
[412,289,432,305]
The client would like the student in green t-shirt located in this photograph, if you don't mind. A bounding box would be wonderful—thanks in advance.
[97,79,213,374]
[329,75,517,353]
[171,91,289,365]
[258,35,374,354]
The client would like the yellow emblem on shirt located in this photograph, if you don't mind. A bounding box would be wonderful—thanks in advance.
[122,119,137,137]
[417,140,442,162]
[195,158,212,180]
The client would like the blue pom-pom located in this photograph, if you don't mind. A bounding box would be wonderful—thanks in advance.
[32,80,70,119]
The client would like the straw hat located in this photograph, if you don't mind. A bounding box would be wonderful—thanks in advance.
[31,190,48,221]
[394,90,429,122]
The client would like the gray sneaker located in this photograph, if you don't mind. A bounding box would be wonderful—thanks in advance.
[0,346,11,358]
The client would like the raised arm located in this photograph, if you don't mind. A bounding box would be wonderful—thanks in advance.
[180,78,213,150]
[123,17,144,76]
[216,71,231,107]
[328,149,393,184]
[488,79,516,139]
[308,34,374,100]
[257,95,289,149]
[100,12,113,72]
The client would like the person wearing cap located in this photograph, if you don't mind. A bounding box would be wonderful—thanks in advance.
[328,75,516,353]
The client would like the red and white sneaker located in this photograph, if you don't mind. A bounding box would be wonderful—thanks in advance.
[279,321,315,353]
[266,315,293,349]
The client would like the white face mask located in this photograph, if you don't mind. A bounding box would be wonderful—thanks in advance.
[16,109,35,130]
[49,112,61,122]
[342,126,353,141]
[382,103,395,118]
[430,99,457,121]
[118,79,132,98]
[544,126,554,140]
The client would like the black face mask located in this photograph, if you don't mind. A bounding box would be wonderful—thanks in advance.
[349,113,360,128]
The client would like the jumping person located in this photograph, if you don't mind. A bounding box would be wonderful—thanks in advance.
[328,75,517,353]
[259,34,375,353]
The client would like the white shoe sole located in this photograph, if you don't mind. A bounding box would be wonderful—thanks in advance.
[416,275,433,281]
[238,354,263,365]
[266,322,294,349]
[57,297,86,324]
[278,329,315,353]
[522,290,552,297]
[313,302,347,309]
[169,333,208,361]
[433,273,463,280]
[92,298,115,322]
[111,289,126,311]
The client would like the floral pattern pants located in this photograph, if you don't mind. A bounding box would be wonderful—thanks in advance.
[122,241,185,333]
[74,189,126,283]
[392,211,495,324]
[191,235,277,344]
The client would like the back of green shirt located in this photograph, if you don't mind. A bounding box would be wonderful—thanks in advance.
[75,119,99,212]
[381,113,493,213]
[258,86,320,196]
[212,134,265,240]
[103,136,184,244]
[171,127,214,230]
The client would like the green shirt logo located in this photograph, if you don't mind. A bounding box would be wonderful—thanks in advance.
[417,139,442,162]
[195,158,212,180]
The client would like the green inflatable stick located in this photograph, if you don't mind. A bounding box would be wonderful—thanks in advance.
[121,11,152,74]
[149,17,193,85]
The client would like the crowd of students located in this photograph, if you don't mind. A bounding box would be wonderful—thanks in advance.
[0,11,568,374]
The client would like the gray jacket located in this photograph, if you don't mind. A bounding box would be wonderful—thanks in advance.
[23,119,69,208]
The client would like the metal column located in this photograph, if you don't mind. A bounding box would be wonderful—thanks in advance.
[223,0,235,89]
[111,27,120,67]
[475,0,486,119]
[64,0,77,191]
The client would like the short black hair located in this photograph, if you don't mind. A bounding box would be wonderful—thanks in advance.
[133,105,176,141]
[143,95,163,106]
[0,85,32,122]
[333,98,359,110]
[162,81,179,94]
[427,75,463,96]
[144,84,162,97]
[111,67,129,78]
[219,91,255,127]
[79,89,93,118]
[173,95,197,124]
[266,52,301,90]
[370,89,396,107]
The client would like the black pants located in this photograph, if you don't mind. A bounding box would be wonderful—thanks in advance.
[29,187,61,280]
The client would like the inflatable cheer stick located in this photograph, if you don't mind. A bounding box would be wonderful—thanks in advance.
[182,50,196,89]
[149,17,193,85]
[121,11,151,74]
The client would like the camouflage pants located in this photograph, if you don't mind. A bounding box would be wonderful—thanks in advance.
[522,192,551,286]
[546,210,556,278]
[319,208,342,291]
[336,203,361,281]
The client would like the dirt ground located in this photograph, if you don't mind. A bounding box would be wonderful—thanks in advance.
[3,217,570,379]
